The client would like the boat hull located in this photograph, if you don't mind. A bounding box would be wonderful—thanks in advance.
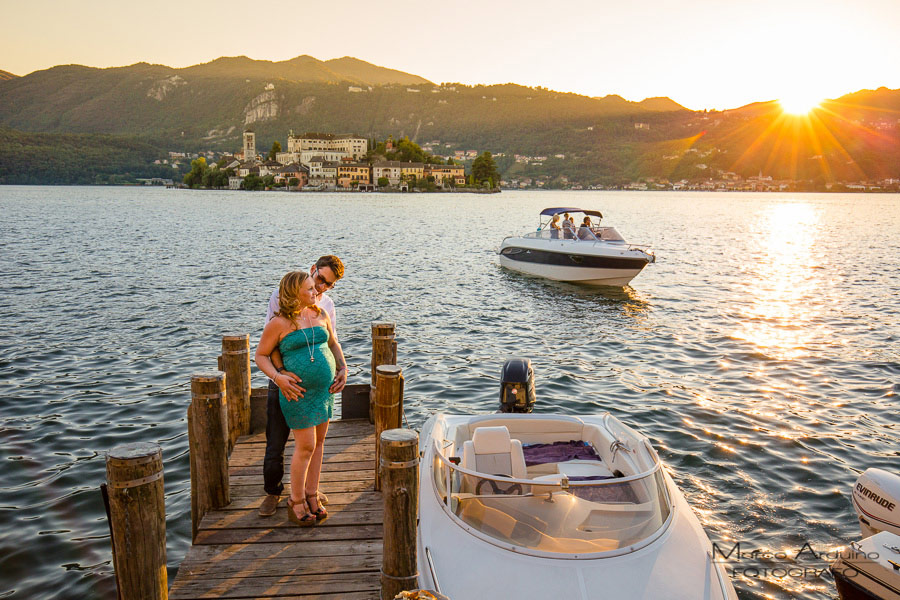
[499,239,651,286]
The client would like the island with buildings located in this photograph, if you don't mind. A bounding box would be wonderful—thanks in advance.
[181,130,498,192]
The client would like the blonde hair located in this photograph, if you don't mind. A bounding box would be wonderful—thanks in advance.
[276,271,321,325]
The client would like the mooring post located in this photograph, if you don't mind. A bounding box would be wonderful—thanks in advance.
[380,428,419,600]
[188,371,230,541]
[371,322,397,424]
[374,365,404,491]
[105,442,167,600]
[222,333,251,453]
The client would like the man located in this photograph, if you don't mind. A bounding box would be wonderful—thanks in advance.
[259,255,346,517]
[562,213,575,240]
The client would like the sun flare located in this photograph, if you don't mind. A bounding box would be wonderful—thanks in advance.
[778,94,823,116]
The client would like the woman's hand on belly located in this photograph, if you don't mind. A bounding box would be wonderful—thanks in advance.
[329,368,347,394]
[276,371,306,401]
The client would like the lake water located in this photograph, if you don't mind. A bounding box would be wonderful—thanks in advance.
[0,186,898,599]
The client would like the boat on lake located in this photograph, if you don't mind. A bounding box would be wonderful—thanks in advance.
[499,207,655,286]
[831,468,900,599]
[415,359,737,599]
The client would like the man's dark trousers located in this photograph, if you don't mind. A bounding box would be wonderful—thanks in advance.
[263,380,290,496]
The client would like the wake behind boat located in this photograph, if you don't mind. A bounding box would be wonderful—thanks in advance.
[416,359,737,599]
[499,207,655,286]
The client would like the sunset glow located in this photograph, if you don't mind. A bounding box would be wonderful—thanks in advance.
[779,95,823,116]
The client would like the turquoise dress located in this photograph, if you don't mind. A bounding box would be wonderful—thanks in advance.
[279,326,335,429]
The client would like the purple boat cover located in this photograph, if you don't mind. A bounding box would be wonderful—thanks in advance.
[522,440,602,466]
[569,477,638,503]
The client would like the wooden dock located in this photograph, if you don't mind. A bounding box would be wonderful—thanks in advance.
[169,418,384,600]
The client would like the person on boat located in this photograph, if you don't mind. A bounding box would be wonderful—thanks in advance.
[255,270,347,526]
[549,214,561,239]
[257,255,346,520]
[562,213,575,239]
[578,217,596,240]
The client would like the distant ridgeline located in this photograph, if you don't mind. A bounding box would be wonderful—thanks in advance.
[1,56,899,188]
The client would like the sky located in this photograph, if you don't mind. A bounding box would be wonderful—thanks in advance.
[2,0,899,110]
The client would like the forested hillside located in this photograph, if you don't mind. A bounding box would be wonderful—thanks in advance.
[0,128,174,184]
[1,56,898,187]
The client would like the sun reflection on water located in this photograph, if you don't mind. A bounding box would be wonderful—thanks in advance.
[732,202,827,360]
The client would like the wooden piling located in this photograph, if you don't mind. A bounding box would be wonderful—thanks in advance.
[380,429,419,600]
[222,333,251,452]
[188,372,230,542]
[370,322,397,423]
[106,442,167,600]
[374,365,404,491]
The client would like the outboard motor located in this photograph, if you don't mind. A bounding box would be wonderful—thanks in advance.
[852,468,900,537]
[831,468,900,600]
[499,358,536,413]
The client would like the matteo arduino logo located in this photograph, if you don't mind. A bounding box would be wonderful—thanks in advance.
[712,541,878,580]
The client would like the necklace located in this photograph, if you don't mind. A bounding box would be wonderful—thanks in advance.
[298,308,315,363]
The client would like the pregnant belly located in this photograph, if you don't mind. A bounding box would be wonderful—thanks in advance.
[283,348,335,389]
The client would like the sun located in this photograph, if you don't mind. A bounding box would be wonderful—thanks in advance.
[778,94,823,116]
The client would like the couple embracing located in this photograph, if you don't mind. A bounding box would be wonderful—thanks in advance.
[254,255,346,526]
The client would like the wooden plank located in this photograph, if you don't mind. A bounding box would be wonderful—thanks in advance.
[200,507,382,530]
[238,420,373,444]
[178,539,382,564]
[228,479,375,497]
[230,451,375,465]
[193,524,383,545]
[229,461,375,478]
[169,571,379,599]
[240,594,378,600]
[217,491,382,512]
[177,552,381,578]
[230,469,374,486]
[235,431,375,452]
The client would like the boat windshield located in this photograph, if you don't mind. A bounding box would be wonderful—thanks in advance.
[431,438,671,556]
[523,226,626,243]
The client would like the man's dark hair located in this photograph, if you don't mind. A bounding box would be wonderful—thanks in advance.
[316,255,345,280]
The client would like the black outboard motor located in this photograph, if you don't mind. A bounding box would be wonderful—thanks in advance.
[499,358,536,413]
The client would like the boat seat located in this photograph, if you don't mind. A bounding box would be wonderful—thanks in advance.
[462,425,527,480]
[557,460,614,479]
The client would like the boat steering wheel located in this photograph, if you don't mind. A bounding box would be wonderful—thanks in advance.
[475,475,523,496]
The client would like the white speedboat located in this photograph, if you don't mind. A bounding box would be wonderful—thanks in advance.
[831,468,900,600]
[499,207,655,286]
[416,362,737,599]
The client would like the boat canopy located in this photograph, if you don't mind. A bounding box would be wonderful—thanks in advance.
[540,207,604,218]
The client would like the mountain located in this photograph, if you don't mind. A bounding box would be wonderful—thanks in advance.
[637,97,686,112]
[0,56,897,187]
[178,55,430,85]
[0,59,684,141]
[324,57,431,86]
[0,70,16,81]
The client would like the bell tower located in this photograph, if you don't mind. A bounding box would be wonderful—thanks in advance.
[243,130,256,161]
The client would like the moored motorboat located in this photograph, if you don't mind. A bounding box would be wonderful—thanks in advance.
[499,207,655,286]
[416,359,737,599]
[831,468,900,599]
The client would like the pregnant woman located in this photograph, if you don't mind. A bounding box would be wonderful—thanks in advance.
[255,271,347,526]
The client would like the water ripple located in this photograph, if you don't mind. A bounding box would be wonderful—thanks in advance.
[0,187,898,599]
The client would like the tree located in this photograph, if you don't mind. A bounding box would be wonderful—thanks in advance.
[377,176,389,187]
[183,157,208,188]
[242,174,263,190]
[288,177,299,188]
[471,151,499,188]
[268,141,282,161]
